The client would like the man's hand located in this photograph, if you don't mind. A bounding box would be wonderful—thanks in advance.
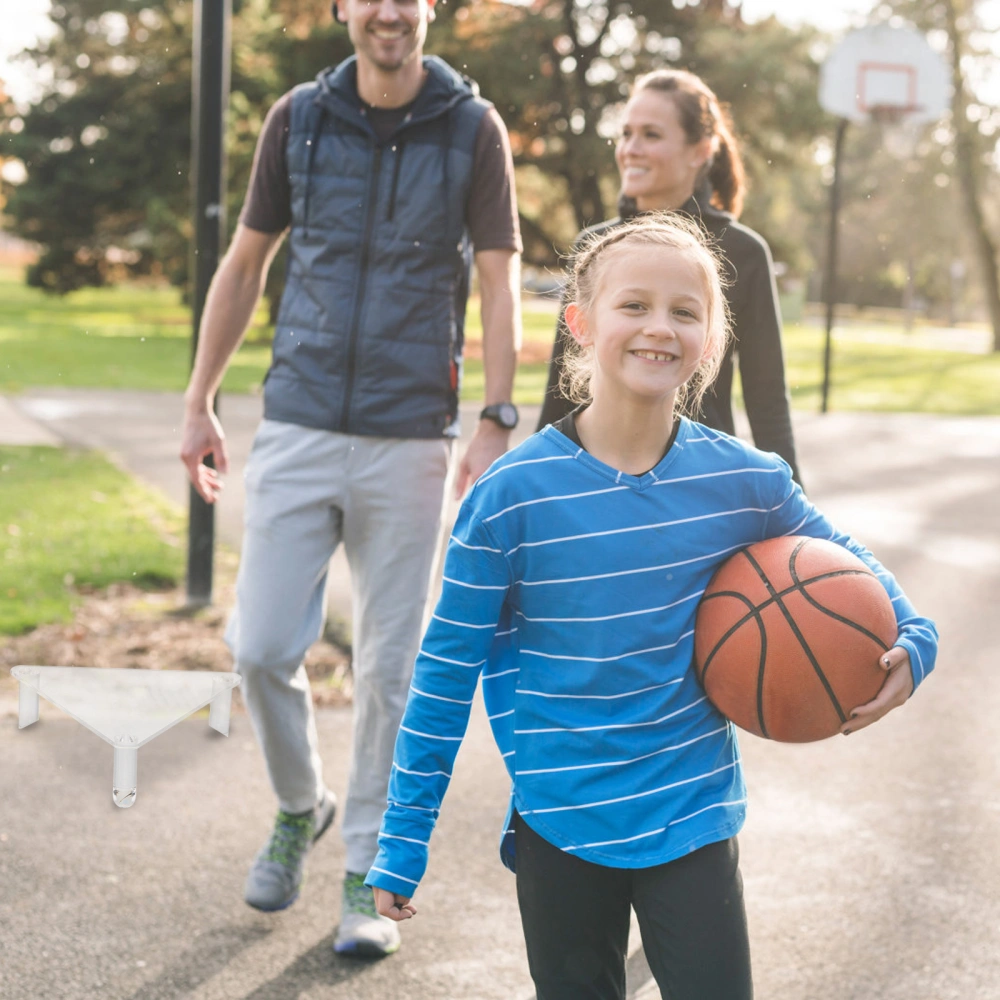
[840,645,914,736]
[373,887,417,922]
[180,407,229,504]
[454,420,511,499]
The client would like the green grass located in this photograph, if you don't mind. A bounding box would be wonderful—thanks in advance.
[0,269,271,394]
[2,267,999,414]
[0,446,185,634]
[778,325,1000,415]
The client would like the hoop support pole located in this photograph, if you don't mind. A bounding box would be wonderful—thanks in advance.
[822,117,849,415]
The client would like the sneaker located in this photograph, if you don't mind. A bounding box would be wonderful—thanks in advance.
[333,872,402,958]
[244,789,337,912]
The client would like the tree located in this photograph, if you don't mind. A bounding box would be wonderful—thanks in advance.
[1,0,347,294]
[3,0,196,291]
[434,1,828,269]
[889,0,1000,349]
[943,0,1000,349]
[4,0,830,296]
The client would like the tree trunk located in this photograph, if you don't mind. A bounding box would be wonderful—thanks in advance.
[945,0,1000,351]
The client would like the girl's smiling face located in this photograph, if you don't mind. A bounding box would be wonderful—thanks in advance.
[565,244,712,408]
[615,89,713,211]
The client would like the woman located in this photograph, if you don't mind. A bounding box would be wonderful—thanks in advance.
[537,68,801,482]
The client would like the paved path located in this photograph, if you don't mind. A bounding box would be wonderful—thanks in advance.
[2,391,1000,999]
[3,391,539,626]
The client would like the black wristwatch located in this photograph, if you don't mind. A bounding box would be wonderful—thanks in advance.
[480,402,519,430]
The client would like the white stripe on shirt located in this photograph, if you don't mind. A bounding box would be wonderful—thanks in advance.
[410,685,474,706]
[518,632,693,664]
[514,695,705,735]
[515,589,702,624]
[443,575,507,591]
[515,678,683,700]
[506,505,776,556]
[418,650,487,669]
[517,547,745,587]
[477,453,575,485]
[520,761,738,815]
[516,726,729,775]
[432,614,498,629]
[483,485,629,523]
[448,534,502,553]
[368,866,420,886]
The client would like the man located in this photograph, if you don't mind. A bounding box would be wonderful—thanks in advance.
[179,0,521,959]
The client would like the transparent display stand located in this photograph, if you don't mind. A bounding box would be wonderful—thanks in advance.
[11,665,241,808]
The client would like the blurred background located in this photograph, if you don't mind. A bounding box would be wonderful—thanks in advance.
[2,0,999,639]
[3,0,1000,332]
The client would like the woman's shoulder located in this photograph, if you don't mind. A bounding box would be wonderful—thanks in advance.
[704,209,773,266]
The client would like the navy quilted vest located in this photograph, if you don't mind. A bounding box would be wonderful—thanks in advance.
[264,56,489,438]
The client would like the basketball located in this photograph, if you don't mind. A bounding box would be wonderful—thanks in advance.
[694,535,898,742]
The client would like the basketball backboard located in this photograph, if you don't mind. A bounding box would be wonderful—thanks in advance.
[819,23,950,125]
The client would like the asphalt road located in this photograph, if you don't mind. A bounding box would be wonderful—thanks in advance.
[2,392,999,1000]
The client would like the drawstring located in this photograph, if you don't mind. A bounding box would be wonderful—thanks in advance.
[387,140,406,222]
[303,104,326,238]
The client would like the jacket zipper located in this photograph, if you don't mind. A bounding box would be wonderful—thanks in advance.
[339,143,383,433]
[387,141,405,222]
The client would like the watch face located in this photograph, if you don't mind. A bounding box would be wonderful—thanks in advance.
[482,403,518,428]
[498,403,518,428]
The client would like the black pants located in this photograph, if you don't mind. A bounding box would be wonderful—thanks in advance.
[514,814,753,1000]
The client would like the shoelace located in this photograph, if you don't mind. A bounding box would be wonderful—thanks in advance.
[263,811,314,867]
[342,872,378,917]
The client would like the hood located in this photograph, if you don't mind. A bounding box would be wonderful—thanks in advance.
[314,54,479,131]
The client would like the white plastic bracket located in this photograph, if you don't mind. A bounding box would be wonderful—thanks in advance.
[9,665,241,809]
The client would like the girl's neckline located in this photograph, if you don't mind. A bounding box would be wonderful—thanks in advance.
[548,409,689,489]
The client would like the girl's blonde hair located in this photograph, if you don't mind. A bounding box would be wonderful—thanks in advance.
[559,213,731,417]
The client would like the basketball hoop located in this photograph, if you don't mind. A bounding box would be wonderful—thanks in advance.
[868,103,924,160]
[816,25,950,414]
[820,24,950,130]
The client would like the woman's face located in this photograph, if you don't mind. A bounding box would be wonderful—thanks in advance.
[615,89,712,212]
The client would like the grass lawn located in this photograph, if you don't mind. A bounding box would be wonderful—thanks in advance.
[2,267,999,414]
[0,446,184,634]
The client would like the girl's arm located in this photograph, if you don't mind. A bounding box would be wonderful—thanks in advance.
[366,505,511,904]
[764,462,939,698]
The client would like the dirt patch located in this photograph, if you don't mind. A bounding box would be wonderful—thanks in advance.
[0,579,353,718]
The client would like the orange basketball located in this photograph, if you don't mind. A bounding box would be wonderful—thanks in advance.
[694,535,897,742]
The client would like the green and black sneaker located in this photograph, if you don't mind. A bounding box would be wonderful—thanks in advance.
[333,871,402,958]
[244,789,336,912]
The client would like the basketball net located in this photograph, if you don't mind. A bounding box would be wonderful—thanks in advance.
[869,104,924,160]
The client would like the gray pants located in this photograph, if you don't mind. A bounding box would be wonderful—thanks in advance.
[226,419,453,874]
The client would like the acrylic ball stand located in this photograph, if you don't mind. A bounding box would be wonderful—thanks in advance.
[11,665,241,808]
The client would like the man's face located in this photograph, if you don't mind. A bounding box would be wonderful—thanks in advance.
[337,0,436,74]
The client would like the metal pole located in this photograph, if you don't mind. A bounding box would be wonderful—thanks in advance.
[821,117,848,415]
[187,0,231,607]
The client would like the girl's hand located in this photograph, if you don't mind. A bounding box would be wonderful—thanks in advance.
[373,887,417,921]
[840,646,914,736]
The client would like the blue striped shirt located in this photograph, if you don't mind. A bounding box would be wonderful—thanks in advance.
[367,418,938,897]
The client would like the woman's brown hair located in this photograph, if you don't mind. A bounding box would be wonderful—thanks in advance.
[632,69,746,219]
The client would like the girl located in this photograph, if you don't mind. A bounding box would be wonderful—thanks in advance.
[538,68,802,483]
[366,215,937,1000]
